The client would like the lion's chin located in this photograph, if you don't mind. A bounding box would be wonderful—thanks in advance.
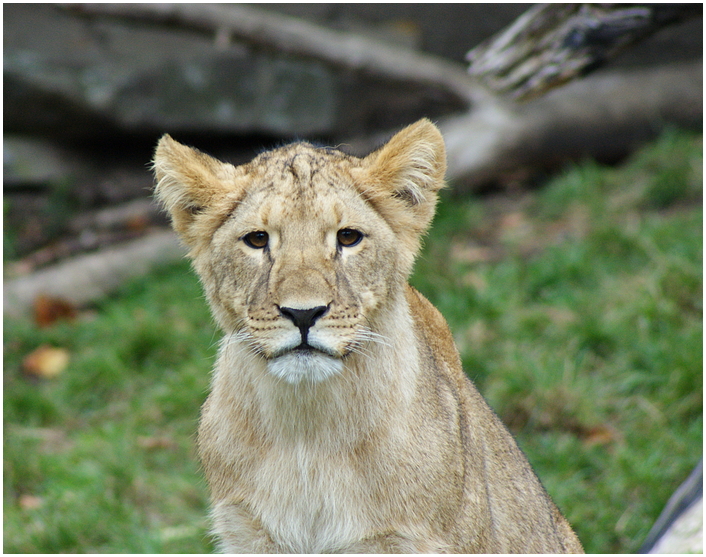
[266,350,344,385]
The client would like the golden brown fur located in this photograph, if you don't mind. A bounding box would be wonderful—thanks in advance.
[152,119,583,553]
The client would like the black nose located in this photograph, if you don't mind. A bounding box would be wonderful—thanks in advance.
[279,305,329,343]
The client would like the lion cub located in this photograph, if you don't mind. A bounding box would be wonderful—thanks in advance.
[152,119,583,553]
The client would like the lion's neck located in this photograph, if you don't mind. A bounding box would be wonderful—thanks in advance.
[216,288,420,448]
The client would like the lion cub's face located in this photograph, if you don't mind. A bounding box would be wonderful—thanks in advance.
[207,146,402,384]
[153,119,446,384]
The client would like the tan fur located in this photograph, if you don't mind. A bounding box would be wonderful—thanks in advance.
[152,119,583,553]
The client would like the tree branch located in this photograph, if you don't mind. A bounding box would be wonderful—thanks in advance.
[466,3,702,101]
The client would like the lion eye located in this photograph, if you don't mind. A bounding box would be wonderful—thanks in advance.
[337,228,363,248]
[242,231,269,249]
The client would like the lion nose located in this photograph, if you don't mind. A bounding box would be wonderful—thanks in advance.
[278,305,329,343]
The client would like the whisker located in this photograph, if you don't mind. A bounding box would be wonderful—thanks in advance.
[348,346,372,359]
[345,340,380,362]
[356,328,392,348]
[221,331,264,366]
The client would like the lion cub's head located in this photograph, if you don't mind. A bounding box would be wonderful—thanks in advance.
[153,119,446,384]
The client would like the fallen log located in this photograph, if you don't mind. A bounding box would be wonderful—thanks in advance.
[341,60,702,190]
[442,60,702,189]
[4,230,185,318]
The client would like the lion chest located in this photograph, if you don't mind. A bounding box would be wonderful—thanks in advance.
[245,443,371,552]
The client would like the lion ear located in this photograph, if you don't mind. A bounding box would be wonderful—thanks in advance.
[152,135,244,249]
[355,119,446,265]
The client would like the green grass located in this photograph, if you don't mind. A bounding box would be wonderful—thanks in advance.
[4,265,217,553]
[4,129,702,553]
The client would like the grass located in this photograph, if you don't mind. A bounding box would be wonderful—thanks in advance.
[4,128,702,553]
[4,265,217,553]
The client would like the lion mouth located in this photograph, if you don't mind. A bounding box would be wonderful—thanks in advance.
[292,342,316,352]
[266,345,345,384]
[272,342,337,360]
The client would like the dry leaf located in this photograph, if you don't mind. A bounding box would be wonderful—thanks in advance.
[582,424,620,447]
[137,436,177,450]
[22,345,70,379]
[33,294,77,328]
[125,214,150,232]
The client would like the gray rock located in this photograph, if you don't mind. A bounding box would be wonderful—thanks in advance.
[114,53,336,135]
[641,460,703,554]
[649,497,702,554]
[4,4,461,140]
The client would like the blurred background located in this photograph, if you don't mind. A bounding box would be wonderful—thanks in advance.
[4,4,702,553]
